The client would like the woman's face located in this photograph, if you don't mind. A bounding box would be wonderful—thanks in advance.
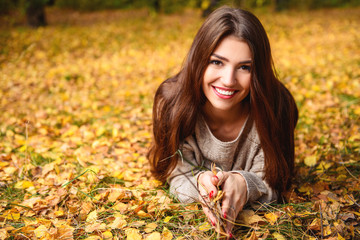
[202,35,252,114]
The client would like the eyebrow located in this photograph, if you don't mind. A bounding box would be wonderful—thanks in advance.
[211,53,252,64]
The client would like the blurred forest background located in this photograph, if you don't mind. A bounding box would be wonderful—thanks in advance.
[1,0,360,27]
[0,0,359,239]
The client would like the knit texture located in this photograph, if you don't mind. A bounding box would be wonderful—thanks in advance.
[168,115,277,204]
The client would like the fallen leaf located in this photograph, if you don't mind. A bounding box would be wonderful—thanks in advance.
[304,155,317,167]
[162,227,173,240]
[144,222,158,233]
[198,222,211,231]
[145,232,161,240]
[110,217,127,229]
[272,232,286,240]
[86,210,98,223]
[125,228,142,240]
[264,212,279,225]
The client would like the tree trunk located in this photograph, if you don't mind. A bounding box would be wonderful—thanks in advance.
[26,0,47,28]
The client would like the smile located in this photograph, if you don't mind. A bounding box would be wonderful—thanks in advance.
[212,86,238,99]
[215,87,235,96]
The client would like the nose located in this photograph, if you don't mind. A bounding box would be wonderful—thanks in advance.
[221,67,237,87]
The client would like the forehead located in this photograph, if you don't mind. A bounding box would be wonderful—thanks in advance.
[213,35,252,60]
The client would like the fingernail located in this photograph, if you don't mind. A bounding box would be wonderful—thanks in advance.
[229,232,233,239]
[223,211,227,219]
[211,220,215,226]
[209,190,213,199]
[214,175,219,180]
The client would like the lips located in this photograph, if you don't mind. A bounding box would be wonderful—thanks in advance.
[212,86,237,99]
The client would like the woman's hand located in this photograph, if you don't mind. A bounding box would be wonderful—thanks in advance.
[198,171,220,226]
[216,171,248,238]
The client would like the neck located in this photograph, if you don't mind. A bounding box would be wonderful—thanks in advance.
[203,101,250,126]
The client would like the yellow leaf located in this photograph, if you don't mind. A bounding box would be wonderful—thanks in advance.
[198,222,211,231]
[144,222,158,233]
[337,233,346,240]
[125,228,142,240]
[304,155,317,167]
[163,216,172,223]
[238,210,266,225]
[54,210,65,217]
[56,222,74,239]
[86,210,98,223]
[0,228,9,240]
[5,212,20,220]
[137,210,150,218]
[84,236,102,240]
[14,180,33,189]
[161,227,173,240]
[264,212,279,225]
[113,202,128,213]
[102,231,113,239]
[145,232,161,240]
[34,225,48,238]
[85,222,106,233]
[110,216,127,229]
[272,232,286,240]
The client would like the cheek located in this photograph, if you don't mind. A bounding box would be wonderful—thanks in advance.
[202,68,212,85]
[242,75,252,90]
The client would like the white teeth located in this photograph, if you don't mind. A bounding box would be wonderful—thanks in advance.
[215,87,235,96]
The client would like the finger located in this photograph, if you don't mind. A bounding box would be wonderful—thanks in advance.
[210,175,219,186]
[221,195,238,236]
[202,205,217,227]
[215,171,228,187]
[198,172,219,200]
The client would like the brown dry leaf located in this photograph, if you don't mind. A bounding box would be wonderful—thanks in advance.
[238,210,266,225]
[246,231,258,240]
[308,218,322,231]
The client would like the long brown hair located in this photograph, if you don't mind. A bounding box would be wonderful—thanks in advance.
[148,7,298,197]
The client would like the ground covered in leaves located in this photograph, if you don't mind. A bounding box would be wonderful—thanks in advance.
[0,6,359,240]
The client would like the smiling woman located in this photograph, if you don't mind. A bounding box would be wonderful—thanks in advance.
[148,6,298,239]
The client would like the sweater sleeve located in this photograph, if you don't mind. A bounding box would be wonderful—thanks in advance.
[231,147,277,204]
[167,137,206,204]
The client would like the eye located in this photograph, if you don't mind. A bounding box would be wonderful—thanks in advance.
[209,60,222,66]
[239,65,251,72]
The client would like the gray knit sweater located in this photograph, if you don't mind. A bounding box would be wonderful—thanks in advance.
[168,115,277,204]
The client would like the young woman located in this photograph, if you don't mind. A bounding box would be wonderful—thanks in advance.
[148,6,298,237]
